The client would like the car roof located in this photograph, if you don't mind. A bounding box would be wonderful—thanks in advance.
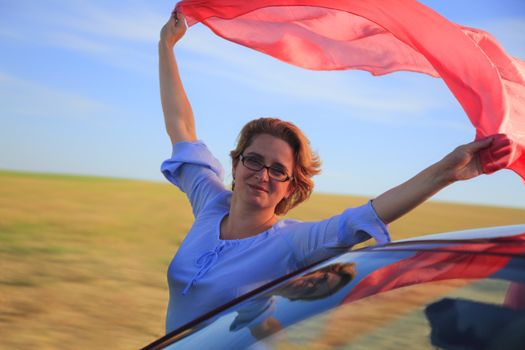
[396,224,525,242]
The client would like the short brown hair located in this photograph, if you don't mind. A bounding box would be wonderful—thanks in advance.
[230,118,321,215]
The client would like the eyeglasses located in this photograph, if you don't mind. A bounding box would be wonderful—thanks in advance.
[239,154,292,182]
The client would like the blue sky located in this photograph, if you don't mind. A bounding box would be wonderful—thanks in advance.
[1,0,524,208]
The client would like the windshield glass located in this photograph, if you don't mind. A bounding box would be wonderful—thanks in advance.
[258,278,525,349]
[152,246,525,350]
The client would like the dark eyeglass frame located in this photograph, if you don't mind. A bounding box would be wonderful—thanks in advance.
[239,154,293,182]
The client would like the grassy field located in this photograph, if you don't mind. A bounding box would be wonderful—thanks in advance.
[1,170,524,349]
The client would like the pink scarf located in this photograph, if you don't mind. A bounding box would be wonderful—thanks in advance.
[176,0,525,180]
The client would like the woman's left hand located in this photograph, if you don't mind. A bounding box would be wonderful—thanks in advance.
[439,134,511,183]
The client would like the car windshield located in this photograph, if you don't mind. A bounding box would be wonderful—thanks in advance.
[150,239,525,350]
[259,278,524,349]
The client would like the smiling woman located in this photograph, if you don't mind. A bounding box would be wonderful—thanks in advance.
[229,133,296,220]
[229,118,321,216]
[157,10,513,335]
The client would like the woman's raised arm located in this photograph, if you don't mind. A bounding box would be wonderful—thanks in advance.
[371,135,512,224]
[159,12,197,144]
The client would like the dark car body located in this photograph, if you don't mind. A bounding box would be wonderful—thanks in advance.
[143,225,525,349]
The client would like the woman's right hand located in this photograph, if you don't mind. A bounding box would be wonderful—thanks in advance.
[160,11,188,48]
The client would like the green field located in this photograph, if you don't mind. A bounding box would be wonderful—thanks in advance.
[1,170,524,349]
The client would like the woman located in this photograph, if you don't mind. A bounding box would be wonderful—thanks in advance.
[159,12,510,333]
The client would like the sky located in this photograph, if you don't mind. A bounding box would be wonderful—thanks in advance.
[1,0,525,209]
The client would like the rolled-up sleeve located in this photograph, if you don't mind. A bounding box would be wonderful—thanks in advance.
[338,200,391,245]
[160,141,226,216]
[283,201,390,266]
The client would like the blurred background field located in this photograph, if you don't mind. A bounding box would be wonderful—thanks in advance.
[1,170,524,349]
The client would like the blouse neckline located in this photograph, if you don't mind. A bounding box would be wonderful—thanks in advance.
[217,210,279,243]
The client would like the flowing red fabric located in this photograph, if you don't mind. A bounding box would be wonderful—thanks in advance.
[176,0,525,181]
[342,233,525,304]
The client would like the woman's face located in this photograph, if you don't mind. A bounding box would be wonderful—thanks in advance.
[278,270,343,300]
[233,134,294,213]
[276,264,355,301]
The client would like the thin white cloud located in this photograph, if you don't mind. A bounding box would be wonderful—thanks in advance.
[0,72,113,121]
[46,32,116,55]
[37,1,165,43]
[0,0,164,41]
[0,0,162,75]
[42,31,156,75]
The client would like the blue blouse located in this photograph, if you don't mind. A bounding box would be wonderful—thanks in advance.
[160,141,390,333]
